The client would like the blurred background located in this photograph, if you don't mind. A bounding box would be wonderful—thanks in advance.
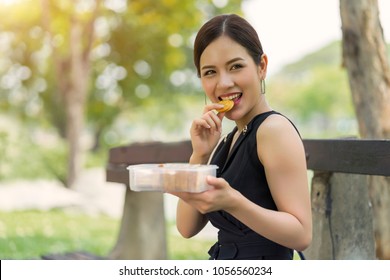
[0,0,389,259]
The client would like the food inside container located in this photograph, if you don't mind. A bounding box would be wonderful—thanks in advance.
[127,163,218,192]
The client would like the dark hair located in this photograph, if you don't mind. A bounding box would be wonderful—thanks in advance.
[193,14,264,77]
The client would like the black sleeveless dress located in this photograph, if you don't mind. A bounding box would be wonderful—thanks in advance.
[206,111,294,260]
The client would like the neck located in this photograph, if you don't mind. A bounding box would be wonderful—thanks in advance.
[236,99,272,132]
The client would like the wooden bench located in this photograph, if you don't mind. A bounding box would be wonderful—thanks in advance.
[106,139,390,259]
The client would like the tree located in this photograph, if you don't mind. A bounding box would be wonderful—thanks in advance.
[340,0,390,259]
[40,0,101,187]
[0,0,243,187]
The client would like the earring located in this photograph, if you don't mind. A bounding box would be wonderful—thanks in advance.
[261,79,266,94]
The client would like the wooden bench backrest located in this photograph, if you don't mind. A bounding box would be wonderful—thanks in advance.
[106,139,390,184]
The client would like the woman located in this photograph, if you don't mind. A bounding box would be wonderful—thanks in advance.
[172,14,312,260]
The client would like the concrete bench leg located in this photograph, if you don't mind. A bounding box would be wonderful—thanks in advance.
[108,186,167,259]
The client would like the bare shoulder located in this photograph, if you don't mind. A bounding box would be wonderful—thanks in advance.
[256,113,304,162]
[256,113,300,140]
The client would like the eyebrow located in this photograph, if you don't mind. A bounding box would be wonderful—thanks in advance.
[201,57,245,71]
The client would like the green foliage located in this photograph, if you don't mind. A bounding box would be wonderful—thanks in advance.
[87,0,244,148]
[0,124,67,182]
[280,41,342,75]
[268,41,358,138]
[280,66,353,120]
[0,131,9,180]
[0,0,245,184]
[0,0,244,153]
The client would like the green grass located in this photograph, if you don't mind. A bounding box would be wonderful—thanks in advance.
[167,225,214,260]
[0,210,214,260]
[0,210,301,260]
[0,210,118,259]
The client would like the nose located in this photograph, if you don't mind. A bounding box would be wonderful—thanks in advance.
[217,72,234,89]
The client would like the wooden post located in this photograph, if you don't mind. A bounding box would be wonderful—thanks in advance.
[305,171,376,259]
[304,171,333,259]
[330,173,375,259]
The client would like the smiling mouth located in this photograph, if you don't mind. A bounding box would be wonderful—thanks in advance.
[219,93,242,102]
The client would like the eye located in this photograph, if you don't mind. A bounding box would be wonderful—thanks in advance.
[231,63,243,70]
[202,69,215,77]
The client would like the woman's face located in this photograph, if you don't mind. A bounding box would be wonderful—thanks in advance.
[199,35,267,120]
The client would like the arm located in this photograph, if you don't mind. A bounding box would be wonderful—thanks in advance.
[222,114,312,250]
[176,199,209,238]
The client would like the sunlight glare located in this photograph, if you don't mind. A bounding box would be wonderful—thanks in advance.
[0,0,22,6]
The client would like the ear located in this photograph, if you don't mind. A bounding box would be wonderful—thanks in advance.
[257,54,268,80]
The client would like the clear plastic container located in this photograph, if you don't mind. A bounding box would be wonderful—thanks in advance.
[127,163,218,192]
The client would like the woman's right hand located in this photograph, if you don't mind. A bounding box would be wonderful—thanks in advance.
[190,103,225,163]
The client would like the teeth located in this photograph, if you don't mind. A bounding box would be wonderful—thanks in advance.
[221,93,241,101]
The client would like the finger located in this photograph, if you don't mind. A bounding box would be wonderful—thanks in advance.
[206,175,226,188]
[193,118,211,129]
[203,103,225,114]
[209,111,224,132]
[216,111,226,121]
[201,111,220,133]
